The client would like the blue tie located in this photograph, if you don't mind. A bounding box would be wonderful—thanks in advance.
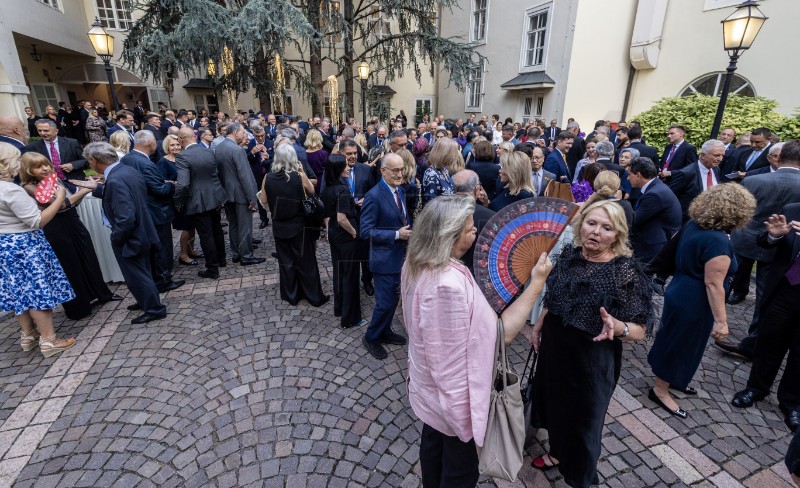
[745,150,760,170]
[347,175,355,196]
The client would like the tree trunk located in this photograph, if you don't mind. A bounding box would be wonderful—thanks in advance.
[343,0,355,120]
[308,0,325,117]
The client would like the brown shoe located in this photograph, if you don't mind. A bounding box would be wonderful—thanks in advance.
[39,336,76,358]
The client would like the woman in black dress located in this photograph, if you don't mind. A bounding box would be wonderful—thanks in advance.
[157,134,201,265]
[529,200,655,487]
[489,151,534,212]
[264,143,328,307]
[321,154,365,328]
[19,152,117,320]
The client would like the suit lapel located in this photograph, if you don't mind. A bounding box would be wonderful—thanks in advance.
[381,182,405,224]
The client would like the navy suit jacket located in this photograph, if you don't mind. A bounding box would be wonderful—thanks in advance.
[106,124,135,146]
[102,163,160,257]
[631,178,682,263]
[543,126,561,147]
[0,135,28,154]
[627,141,659,162]
[757,202,800,304]
[352,162,375,201]
[667,162,721,222]
[544,149,570,182]
[735,144,772,172]
[120,150,175,225]
[660,142,698,172]
[359,181,407,275]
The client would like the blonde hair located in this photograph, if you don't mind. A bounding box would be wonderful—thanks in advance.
[18,152,53,185]
[395,148,417,183]
[501,151,534,196]
[584,170,621,206]
[0,142,21,181]
[162,134,180,155]
[572,200,632,257]
[109,131,130,154]
[689,182,755,232]
[304,129,323,151]
[354,133,368,151]
[428,137,461,171]
[498,141,515,154]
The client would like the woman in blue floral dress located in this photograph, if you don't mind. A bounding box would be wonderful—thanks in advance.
[422,138,461,206]
[0,143,76,357]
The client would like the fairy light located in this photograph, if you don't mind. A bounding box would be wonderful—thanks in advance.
[327,75,339,126]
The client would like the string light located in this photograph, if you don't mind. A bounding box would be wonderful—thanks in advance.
[327,75,339,126]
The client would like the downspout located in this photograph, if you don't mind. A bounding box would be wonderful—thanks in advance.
[625,0,669,120]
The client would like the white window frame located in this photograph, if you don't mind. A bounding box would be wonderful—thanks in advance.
[95,0,134,31]
[465,61,484,111]
[31,84,59,116]
[415,97,434,122]
[36,0,62,11]
[148,88,170,108]
[519,3,552,72]
[470,0,488,44]
[520,94,544,125]
[368,10,391,45]
[272,94,295,115]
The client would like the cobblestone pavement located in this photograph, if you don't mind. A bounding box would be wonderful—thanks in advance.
[0,223,795,487]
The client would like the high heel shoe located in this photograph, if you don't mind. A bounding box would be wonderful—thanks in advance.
[648,388,687,419]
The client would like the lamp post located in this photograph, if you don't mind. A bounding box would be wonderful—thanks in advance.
[357,60,370,130]
[87,17,120,111]
[709,0,767,139]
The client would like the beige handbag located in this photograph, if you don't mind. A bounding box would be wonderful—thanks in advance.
[477,319,526,481]
[543,179,575,203]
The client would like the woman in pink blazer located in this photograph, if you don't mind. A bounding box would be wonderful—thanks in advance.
[401,194,552,487]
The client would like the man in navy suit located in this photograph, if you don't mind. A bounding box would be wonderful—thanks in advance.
[247,125,273,229]
[342,140,376,295]
[106,110,136,147]
[735,127,773,174]
[544,130,573,182]
[668,139,724,222]
[658,124,698,178]
[359,153,411,360]
[0,116,30,153]
[626,126,659,162]
[77,142,167,324]
[629,157,682,263]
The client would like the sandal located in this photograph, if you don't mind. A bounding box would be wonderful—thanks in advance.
[39,335,76,358]
[20,331,39,352]
[531,453,559,470]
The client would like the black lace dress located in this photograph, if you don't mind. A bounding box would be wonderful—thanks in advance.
[531,244,654,488]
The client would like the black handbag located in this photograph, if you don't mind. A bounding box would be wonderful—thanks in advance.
[301,184,325,225]
[521,345,538,448]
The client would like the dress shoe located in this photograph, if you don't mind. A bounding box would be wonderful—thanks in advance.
[785,410,800,432]
[726,292,747,305]
[363,336,388,360]
[98,294,124,304]
[131,312,167,324]
[127,303,142,311]
[198,269,219,279]
[253,238,263,244]
[157,280,186,293]
[271,252,279,259]
[381,330,407,346]
[731,388,766,408]
[669,385,698,395]
[648,388,687,419]
[232,257,241,263]
[240,257,266,266]
[259,220,269,229]
[363,283,374,296]
[714,340,753,361]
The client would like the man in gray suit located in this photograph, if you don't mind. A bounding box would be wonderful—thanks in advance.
[717,139,800,360]
[214,123,265,266]
[174,127,229,279]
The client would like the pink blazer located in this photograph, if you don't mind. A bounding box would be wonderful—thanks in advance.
[402,260,498,446]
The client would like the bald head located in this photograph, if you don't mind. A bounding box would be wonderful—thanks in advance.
[178,127,197,148]
[452,169,480,197]
[0,116,28,145]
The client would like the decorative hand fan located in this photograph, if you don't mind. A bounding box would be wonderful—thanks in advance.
[473,197,579,313]
[34,173,59,205]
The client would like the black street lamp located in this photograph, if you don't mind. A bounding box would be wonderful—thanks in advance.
[709,0,767,139]
[357,60,370,130]
[87,17,121,111]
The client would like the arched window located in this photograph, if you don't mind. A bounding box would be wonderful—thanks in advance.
[680,72,755,97]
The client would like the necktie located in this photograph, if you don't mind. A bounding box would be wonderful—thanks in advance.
[49,141,65,179]
[394,189,407,226]
[664,145,677,170]
[745,150,760,170]
[532,172,540,196]
[706,170,713,189]
[347,175,355,196]
[786,254,800,286]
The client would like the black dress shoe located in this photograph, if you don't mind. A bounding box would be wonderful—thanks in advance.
[240,257,266,266]
[714,340,753,361]
[157,280,186,293]
[363,283,374,296]
[648,388,687,419]
[98,294,124,304]
[253,238,263,244]
[726,292,747,304]
[127,303,142,311]
[259,221,269,229]
[669,385,698,395]
[198,269,219,279]
[131,312,167,324]
[731,389,766,408]
[363,336,388,360]
[785,410,800,432]
[380,330,407,346]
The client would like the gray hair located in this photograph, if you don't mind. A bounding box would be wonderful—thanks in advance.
[402,194,476,283]
[620,147,640,160]
[271,143,300,179]
[35,118,57,129]
[225,122,243,136]
[595,140,615,157]
[83,142,119,165]
[250,122,265,134]
[700,139,726,154]
[280,128,298,140]
[566,121,580,131]
[134,130,155,145]
[770,141,785,155]
[452,169,480,194]
[341,127,355,139]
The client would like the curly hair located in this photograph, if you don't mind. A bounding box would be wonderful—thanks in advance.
[689,183,755,232]
[572,200,632,257]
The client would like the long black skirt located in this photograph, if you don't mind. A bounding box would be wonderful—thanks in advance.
[43,208,113,320]
[531,314,621,488]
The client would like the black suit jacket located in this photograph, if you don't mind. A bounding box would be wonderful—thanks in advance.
[627,141,659,162]
[668,162,721,222]
[28,137,87,182]
[160,119,174,138]
[466,159,501,200]
[566,136,585,175]
[0,135,29,154]
[543,126,561,147]
[736,144,772,172]
[720,144,749,180]
[756,202,800,305]
[463,203,496,274]
[660,142,698,172]
[102,163,160,257]
[631,178,682,263]
[120,150,175,225]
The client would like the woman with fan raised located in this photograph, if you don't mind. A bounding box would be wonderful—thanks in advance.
[528,199,655,488]
[402,194,552,487]
[490,151,535,212]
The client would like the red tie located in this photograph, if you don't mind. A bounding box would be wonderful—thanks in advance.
[49,141,65,179]
[706,170,713,189]
[664,145,677,170]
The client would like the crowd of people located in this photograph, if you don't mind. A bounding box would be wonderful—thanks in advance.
[1,100,800,487]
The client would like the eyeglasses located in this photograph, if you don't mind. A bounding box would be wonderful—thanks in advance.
[383,167,404,175]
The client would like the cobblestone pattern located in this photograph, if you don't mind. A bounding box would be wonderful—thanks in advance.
[0,223,795,487]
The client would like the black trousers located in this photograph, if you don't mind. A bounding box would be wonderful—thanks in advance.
[330,237,361,327]
[357,238,373,287]
[225,202,254,260]
[151,223,174,288]
[112,245,166,316]
[420,423,479,488]
[275,233,325,306]
[193,209,226,272]
[747,278,800,412]
[731,256,771,353]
